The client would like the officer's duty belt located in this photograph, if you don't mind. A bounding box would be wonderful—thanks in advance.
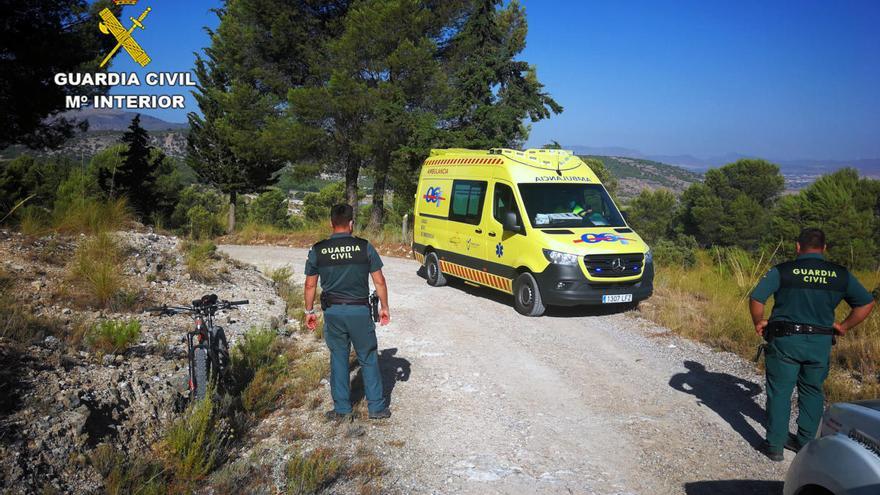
[766,321,834,338]
[320,292,369,310]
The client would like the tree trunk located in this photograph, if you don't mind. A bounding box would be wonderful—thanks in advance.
[368,167,387,230]
[227,191,237,233]
[345,160,359,223]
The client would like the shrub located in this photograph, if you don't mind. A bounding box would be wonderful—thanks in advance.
[161,393,227,485]
[241,367,286,418]
[229,328,281,385]
[171,185,225,236]
[86,320,141,355]
[67,233,127,308]
[301,182,346,221]
[286,448,343,495]
[248,189,291,228]
[187,205,222,240]
[651,235,698,268]
[183,241,218,283]
[90,444,166,495]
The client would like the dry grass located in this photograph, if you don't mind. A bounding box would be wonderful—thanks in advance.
[0,268,62,343]
[642,249,880,402]
[285,353,330,407]
[66,232,134,309]
[182,240,219,283]
[54,197,131,235]
[285,448,344,495]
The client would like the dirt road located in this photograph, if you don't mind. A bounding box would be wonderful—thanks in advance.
[219,244,790,495]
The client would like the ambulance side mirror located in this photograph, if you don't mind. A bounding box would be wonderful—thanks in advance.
[503,212,522,234]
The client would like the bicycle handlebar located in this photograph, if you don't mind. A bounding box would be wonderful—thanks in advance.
[143,299,248,315]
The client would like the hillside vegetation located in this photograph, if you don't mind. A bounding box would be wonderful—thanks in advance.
[582,155,702,199]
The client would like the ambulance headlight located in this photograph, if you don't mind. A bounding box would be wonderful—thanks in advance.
[543,249,579,265]
[645,249,653,264]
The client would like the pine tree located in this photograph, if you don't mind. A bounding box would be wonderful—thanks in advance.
[113,115,157,218]
[441,0,562,149]
[187,2,351,231]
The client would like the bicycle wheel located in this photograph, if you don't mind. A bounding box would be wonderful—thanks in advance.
[193,346,209,401]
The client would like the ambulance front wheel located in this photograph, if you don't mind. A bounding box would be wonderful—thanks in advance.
[425,252,447,287]
[513,272,546,316]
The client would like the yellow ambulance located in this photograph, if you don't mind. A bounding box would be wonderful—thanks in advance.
[412,148,653,316]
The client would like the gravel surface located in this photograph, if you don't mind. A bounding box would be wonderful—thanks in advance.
[219,244,790,495]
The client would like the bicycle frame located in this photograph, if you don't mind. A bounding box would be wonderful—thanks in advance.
[146,295,246,399]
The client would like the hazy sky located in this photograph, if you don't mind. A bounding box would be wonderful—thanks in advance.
[106,0,880,160]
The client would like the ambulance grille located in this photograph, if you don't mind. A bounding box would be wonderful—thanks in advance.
[584,253,644,278]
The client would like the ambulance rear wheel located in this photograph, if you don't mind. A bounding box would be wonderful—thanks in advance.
[513,272,546,316]
[426,252,447,287]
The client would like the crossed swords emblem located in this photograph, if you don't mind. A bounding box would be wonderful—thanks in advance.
[98,7,152,68]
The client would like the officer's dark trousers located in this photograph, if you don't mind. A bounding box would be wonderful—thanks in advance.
[764,334,832,451]
[323,304,385,414]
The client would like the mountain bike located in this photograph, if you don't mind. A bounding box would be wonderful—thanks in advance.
[145,294,248,401]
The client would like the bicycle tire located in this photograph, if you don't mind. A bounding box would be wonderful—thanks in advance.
[193,347,209,401]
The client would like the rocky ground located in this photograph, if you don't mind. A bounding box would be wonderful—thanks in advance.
[221,245,792,495]
[0,230,284,494]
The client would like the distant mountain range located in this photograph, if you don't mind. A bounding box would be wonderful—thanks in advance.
[580,155,701,199]
[567,145,880,177]
[1,110,188,161]
[62,109,188,132]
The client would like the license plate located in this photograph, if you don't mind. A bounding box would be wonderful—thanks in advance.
[602,294,633,304]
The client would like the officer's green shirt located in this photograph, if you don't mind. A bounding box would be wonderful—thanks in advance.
[751,253,873,328]
[304,233,383,299]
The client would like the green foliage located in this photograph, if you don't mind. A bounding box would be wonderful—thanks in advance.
[241,367,287,418]
[440,0,562,149]
[651,235,698,268]
[0,155,71,217]
[0,0,119,149]
[627,189,677,243]
[86,319,141,355]
[286,448,344,495]
[230,328,282,385]
[171,185,225,236]
[95,115,181,221]
[769,168,880,268]
[302,182,346,221]
[247,189,290,228]
[679,159,784,249]
[703,159,784,208]
[161,394,226,485]
[90,444,167,495]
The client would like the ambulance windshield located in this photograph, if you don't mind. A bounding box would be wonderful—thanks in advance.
[518,183,626,228]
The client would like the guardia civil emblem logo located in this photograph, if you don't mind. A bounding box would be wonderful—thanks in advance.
[98,0,153,68]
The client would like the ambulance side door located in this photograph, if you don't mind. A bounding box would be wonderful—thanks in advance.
[489,180,528,282]
[448,179,489,263]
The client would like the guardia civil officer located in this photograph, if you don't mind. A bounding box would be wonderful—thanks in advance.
[303,204,391,420]
[750,228,875,461]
